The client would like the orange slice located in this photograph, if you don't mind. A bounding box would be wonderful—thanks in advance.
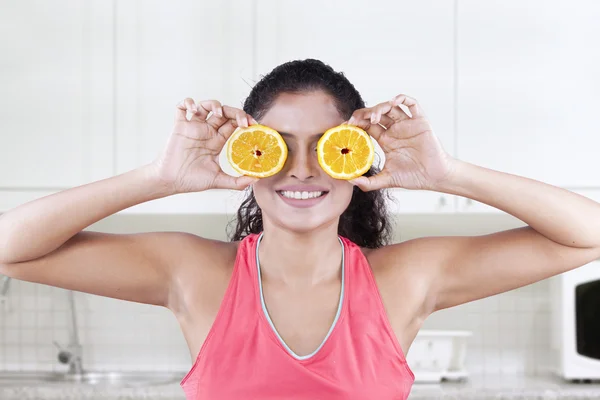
[226,124,288,178]
[317,125,375,180]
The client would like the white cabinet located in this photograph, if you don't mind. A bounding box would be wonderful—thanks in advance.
[0,1,114,212]
[456,0,600,213]
[4,1,596,216]
[254,0,458,213]
[114,0,254,214]
[388,191,456,214]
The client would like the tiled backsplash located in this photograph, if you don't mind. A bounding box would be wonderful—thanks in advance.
[423,279,551,376]
[0,280,190,372]
[1,213,550,376]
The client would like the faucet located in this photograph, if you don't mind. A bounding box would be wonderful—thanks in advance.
[0,275,10,297]
[53,290,84,375]
[1,276,84,374]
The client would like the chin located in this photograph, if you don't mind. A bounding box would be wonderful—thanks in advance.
[270,213,336,234]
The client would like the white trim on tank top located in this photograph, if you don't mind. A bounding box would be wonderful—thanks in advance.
[255,232,345,361]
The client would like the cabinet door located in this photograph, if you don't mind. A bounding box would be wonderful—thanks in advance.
[457,0,600,212]
[0,1,113,209]
[115,0,254,214]
[254,0,457,213]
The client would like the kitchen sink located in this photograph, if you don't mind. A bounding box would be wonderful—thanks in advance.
[0,371,184,387]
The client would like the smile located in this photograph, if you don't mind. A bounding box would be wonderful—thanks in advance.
[277,191,327,200]
[275,190,329,208]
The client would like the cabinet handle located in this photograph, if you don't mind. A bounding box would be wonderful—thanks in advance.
[464,198,473,210]
[437,196,447,208]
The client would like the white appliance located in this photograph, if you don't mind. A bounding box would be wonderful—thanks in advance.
[406,330,472,383]
[550,260,600,380]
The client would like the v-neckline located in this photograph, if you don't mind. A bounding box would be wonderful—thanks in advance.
[255,232,345,361]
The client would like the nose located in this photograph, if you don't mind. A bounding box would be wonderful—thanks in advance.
[286,147,319,181]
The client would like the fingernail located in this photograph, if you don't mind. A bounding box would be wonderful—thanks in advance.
[347,117,355,125]
[218,107,224,117]
[370,113,376,124]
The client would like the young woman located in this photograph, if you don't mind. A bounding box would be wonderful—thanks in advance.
[1,59,599,399]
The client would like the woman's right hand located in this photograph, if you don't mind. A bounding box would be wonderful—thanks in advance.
[151,98,260,194]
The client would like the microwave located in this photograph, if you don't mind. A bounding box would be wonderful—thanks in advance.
[550,260,600,380]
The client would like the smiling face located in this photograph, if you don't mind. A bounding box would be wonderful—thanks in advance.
[253,91,354,233]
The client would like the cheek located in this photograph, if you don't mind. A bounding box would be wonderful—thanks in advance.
[252,179,273,204]
[331,181,355,207]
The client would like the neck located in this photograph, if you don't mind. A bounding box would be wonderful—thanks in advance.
[258,220,343,287]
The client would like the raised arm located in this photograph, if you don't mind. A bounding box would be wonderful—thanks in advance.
[423,160,600,310]
[0,98,258,309]
[347,94,600,316]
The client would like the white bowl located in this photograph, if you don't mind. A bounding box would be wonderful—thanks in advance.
[406,330,472,383]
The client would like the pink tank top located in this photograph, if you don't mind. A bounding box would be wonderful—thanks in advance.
[180,232,414,399]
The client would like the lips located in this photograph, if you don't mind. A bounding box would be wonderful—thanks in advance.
[275,185,329,192]
[278,190,326,200]
[275,190,329,208]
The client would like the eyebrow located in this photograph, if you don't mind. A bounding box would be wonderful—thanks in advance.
[279,132,323,140]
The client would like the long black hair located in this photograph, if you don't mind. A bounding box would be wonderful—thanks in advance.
[227,59,392,249]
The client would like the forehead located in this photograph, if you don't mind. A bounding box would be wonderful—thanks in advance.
[260,91,344,139]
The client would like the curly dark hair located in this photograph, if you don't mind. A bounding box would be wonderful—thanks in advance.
[227,59,393,249]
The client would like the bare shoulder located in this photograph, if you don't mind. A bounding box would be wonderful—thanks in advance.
[169,233,240,315]
[173,233,239,269]
[361,236,448,276]
[134,231,239,277]
[170,233,239,287]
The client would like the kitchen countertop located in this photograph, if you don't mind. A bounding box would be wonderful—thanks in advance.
[1,374,599,399]
[409,374,600,399]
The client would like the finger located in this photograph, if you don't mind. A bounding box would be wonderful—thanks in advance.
[222,106,250,129]
[187,98,206,121]
[392,94,425,119]
[374,101,409,124]
[369,111,395,129]
[199,100,227,130]
[184,98,198,113]
[217,119,239,141]
[348,102,405,126]
[197,100,223,119]
[347,107,374,126]
[367,123,386,141]
[175,98,198,122]
[213,172,259,191]
[378,115,394,129]
[349,172,390,192]
[341,118,384,142]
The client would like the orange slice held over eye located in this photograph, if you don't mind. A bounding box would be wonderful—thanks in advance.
[226,124,288,178]
[317,125,375,180]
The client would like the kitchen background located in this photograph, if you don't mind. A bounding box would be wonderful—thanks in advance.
[1,0,599,398]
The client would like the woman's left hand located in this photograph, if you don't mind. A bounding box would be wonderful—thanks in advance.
[347,94,455,191]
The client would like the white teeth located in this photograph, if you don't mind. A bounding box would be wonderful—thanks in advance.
[280,191,324,200]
